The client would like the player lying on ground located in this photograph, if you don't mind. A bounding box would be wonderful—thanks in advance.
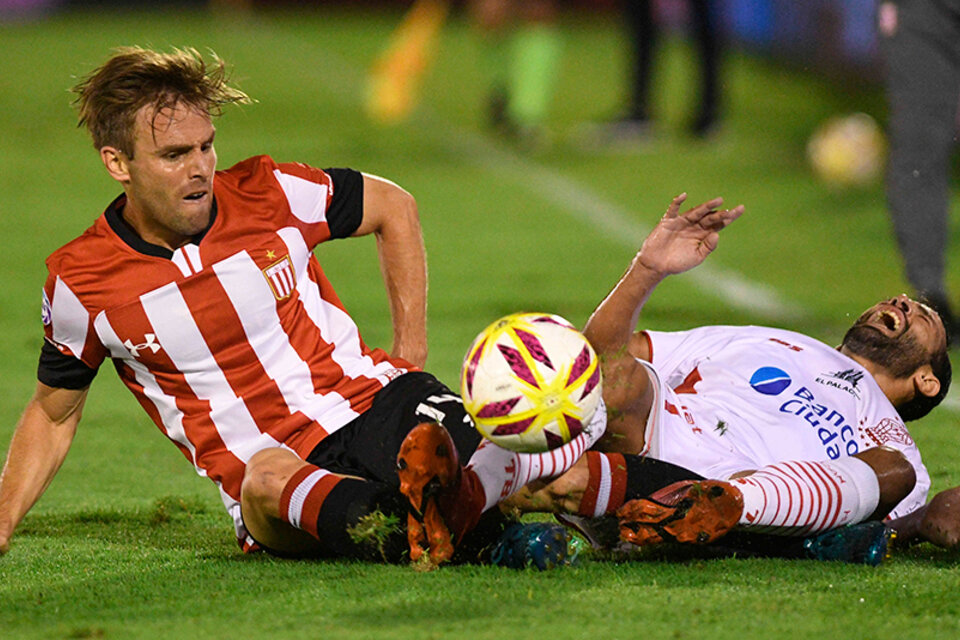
[504,192,958,552]
[417,193,955,559]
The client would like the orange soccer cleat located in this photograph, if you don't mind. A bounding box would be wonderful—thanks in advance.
[618,480,744,546]
[396,422,485,565]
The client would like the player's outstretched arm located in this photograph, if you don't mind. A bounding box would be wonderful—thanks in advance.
[354,174,428,368]
[584,194,743,356]
[581,195,742,453]
[0,383,87,555]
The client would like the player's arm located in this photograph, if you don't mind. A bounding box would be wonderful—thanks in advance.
[582,195,742,451]
[0,382,87,554]
[583,194,743,357]
[889,486,960,549]
[354,174,428,368]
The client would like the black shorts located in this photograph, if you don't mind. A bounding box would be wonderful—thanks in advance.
[305,372,481,486]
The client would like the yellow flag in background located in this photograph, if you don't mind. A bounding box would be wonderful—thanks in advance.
[365,0,450,124]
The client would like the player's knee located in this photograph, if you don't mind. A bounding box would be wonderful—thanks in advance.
[854,446,916,516]
[241,448,302,517]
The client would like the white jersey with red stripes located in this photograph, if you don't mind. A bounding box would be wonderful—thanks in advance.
[637,325,929,519]
[41,155,409,541]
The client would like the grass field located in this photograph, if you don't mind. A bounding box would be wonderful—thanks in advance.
[2,5,960,639]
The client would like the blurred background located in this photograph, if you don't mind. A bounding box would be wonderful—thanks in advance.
[0,0,895,76]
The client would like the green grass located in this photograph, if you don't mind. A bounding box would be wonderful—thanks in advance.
[1,6,960,639]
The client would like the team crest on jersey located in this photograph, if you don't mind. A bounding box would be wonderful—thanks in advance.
[861,417,914,447]
[263,255,297,300]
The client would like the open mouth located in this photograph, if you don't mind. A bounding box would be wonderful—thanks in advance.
[877,309,901,331]
[184,191,206,201]
[866,305,908,336]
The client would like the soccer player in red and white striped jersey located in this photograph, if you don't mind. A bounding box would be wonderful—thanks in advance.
[0,47,532,563]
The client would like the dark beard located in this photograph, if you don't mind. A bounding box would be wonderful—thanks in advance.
[841,324,927,378]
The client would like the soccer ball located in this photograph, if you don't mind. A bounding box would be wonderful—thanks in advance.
[460,312,602,453]
[807,113,886,187]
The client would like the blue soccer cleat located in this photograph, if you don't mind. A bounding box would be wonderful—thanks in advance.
[802,521,895,566]
[490,522,577,570]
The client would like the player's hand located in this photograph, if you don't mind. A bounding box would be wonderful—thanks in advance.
[920,486,960,548]
[636,194,744,277]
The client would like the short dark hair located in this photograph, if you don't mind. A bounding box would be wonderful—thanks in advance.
[897,345,952,422]
[72,46,250,156]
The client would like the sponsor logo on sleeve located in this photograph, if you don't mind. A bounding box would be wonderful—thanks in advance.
[749,367,792,395]
[41,290,52,326]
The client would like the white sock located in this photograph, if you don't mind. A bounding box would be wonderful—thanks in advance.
[731,457,880,536]
[467,399,607,511]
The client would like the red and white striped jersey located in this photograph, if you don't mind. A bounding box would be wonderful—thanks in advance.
[639,325,929,519]
[41,155,409,542]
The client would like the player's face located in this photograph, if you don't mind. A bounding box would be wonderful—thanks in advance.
[842,294,948,378]
[120,102,217,250]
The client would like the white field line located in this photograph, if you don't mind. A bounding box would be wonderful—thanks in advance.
[422,118,803,322]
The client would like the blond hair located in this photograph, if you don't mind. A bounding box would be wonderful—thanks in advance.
[72,46,250,156]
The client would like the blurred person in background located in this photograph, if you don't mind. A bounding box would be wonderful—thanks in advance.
[588,0,723,143]
[879,0,960,344]
[470,0,562,146]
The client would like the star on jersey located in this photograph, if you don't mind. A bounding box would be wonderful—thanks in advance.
[123,333,161,358]
[266,249,276,260]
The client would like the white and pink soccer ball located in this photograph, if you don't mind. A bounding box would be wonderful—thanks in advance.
[460,312,602,453]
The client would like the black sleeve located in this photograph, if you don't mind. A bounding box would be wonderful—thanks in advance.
[323,168,364,239]
[37,340,98,389]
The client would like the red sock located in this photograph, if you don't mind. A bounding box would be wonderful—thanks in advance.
[278,465,343,539]
[577,452,628,517]
[575,453,706,517]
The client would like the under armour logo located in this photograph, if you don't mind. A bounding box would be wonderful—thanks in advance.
[124,333,161,358]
